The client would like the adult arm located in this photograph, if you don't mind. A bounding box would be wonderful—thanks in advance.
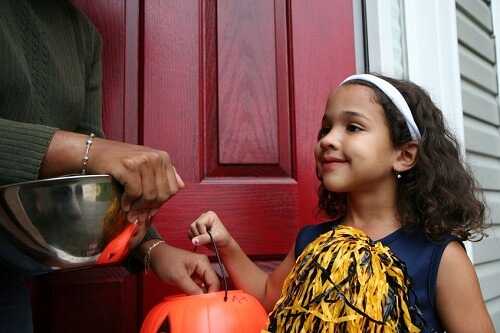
[0,118,57,186]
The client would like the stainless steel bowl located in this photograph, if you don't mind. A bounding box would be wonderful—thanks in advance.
[0,175,130,270]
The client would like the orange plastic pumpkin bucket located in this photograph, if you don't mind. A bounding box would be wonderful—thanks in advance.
[140,290,268,333]
[141,231,268,332]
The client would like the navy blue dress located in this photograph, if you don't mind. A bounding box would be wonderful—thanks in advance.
[295,221,459,333]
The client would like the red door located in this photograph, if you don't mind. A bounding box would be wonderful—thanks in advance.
[33,1,355,332]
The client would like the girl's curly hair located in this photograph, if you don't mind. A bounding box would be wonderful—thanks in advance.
[318,74,487,241]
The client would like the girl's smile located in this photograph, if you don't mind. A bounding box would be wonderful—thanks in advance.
[319,154,348,172]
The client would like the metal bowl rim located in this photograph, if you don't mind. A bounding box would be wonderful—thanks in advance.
[0,174,113,189]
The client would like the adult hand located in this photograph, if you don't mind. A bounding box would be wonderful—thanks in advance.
[146,241,220,294]
[88,138,184,215]
[88,139,185,247]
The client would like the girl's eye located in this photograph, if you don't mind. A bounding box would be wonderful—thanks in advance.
[346,124,363,132]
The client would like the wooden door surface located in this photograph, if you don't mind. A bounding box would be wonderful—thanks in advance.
[32,1,355,332]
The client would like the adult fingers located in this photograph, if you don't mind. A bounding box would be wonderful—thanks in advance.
[174,274,204,295]
[173,167,185,188]
[114,167,142,213]
[164,163,179,200]
[130,158,158,212]
[195,259,220,293]
[155,152,171,203]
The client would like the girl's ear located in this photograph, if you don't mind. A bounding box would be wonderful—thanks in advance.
[393,141,418,173]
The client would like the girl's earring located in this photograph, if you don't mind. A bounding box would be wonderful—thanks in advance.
[396,172,402,179]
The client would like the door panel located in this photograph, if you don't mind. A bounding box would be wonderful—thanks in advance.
[209,0,292,176]
[217,0,280,165]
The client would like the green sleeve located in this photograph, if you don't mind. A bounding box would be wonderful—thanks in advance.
[0,118,57,186]
[72,6,104,138]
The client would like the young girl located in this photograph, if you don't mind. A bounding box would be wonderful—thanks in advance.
[188,74,495,333]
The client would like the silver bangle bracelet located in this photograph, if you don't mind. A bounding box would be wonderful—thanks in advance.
[144,239,165,274]
[81,133,95,175]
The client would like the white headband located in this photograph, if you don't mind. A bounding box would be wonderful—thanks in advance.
[341,74,421,141]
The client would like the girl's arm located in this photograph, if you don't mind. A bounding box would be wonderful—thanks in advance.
[436,241,495,333]
[189,211,295,311]
[220,238,295,311]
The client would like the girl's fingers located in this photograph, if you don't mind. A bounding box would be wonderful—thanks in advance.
[196,219,208,236]
[189,212,222,245]
[192,233,212,246]
[190,224,200,237]
[190,213,210,234]
[189,215,202,235]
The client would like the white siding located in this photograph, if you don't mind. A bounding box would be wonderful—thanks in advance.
[457,0,500,329]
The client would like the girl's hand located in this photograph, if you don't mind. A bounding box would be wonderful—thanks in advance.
[188,211,233,249]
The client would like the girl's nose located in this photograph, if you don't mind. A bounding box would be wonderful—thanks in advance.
[319,129,340,151]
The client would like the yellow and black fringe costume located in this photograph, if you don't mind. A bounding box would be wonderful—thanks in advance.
[265,225,423,333]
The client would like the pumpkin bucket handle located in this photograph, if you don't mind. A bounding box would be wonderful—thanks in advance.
[208,230,228,302]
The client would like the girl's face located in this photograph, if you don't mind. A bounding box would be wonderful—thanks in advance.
[315,84,398,193]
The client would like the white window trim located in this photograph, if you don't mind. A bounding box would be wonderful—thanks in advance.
[352,0,366,73]
[404,0,465,149]
[364,0,404,77]
[403,0,471,257]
